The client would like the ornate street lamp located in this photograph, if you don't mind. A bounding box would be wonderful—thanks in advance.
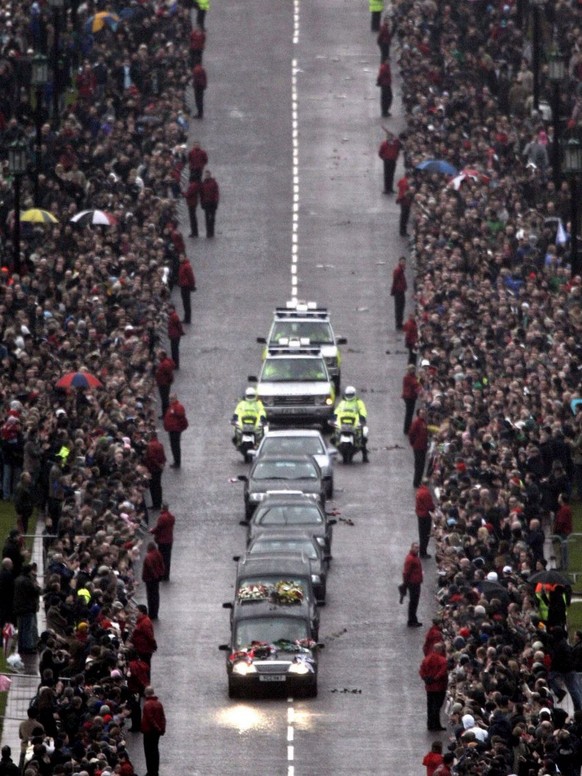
[8,140,29,275]
[31,53,49,205]
[48,0,64,129]
[548,48,565,187]
[532,0,546,113]
[562,132,582,277]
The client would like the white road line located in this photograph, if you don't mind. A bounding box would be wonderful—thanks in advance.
[287,726,294,742]
[288,745,294,761]
[291,0,299,301]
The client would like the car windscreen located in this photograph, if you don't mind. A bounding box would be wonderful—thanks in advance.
[254,505,324,525]
[261,357,327,382]
[250,539,318,560]
[261,437,325,457]
[271,321,333,345]
[234,617,309,648]
[252,460,319,480]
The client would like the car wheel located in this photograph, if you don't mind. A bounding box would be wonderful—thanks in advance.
[305,681,318,699]
[228,680,238,699]
[244,503,253,521]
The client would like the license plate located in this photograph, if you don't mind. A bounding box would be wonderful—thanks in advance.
[241,434,255,442]
[259,675,286,682]
[340,435,353,443]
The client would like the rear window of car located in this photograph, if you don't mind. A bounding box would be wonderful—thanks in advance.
[261,437,325,456]
[255,505,323,525]
[253,461,318,480]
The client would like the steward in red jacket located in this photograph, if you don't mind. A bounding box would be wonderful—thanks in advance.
[419,643,448,731]
[163,397,189,433]
[402,542,423,627]
[189,26,206,65]
[131,607,157,660]
[415,481,435,556]
[187,142,208,182]
[200,171,220,238]
[141,688,166,735]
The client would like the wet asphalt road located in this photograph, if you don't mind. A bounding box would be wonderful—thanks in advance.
[128,2,440,774]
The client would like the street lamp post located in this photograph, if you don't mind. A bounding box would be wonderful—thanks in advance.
[532,0,546,113]
[562,133,582,277]
[31,53,49,206]
[48,0,64,129]
[8,140,29,276]
[548,48,565,188]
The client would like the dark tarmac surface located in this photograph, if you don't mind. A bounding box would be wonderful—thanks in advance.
[126,2,440,774]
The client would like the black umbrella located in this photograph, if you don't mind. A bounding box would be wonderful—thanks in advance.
[528,569,571,587]
[479,580,510,603]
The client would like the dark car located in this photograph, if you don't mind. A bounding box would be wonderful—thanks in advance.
[225,554,320,637]
[251,429,337,498]
[242,492,336,554]
[243,531,330,603]
[238,455,325,520]
[218,598,322,699]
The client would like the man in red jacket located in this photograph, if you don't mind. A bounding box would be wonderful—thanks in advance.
[167,303,185,368]
[423,618,444,656]
[378,129,400,194]
[192,63,207,119]
[142,543,165,620]
[403,314,418,364]
[150,504,175,581]
[419,642,448,731]
[126,648,150,731]
[200,169,219,238]
[409,408,429,488]
[402,542,423,627]
[415,479,435,558]
[187,141,208,182]
[144,432,166,510]
[402,363,420,436]
[182,179,201,238]
[189,26,206,66]
[141,686,166,776]
[130,605,157,664]
[376,58,392,117]
[154,350,175,418]
[390,255,407,329]
[177,255,196,324]
[163,394,189,468]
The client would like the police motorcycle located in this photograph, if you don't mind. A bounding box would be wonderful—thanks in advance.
[231,415,267,463]
[331,385,368,464]
[332,414,367,464]
[231,387,268,463]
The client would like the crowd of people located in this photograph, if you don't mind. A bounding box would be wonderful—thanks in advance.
[377,0,582,773]
[0,0,211,774]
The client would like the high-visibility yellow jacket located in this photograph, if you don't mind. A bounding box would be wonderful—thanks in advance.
[369,0,384,11]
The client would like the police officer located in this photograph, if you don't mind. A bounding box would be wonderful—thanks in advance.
[231,387,267,443]
[333,385,369,462]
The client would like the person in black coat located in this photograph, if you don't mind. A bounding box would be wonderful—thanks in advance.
[0,558,15,628]
[1,529,23,578]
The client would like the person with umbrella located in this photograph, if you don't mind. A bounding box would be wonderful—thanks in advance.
[530,569,572,629]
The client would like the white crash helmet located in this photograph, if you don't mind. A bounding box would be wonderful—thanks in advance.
[343,385,356,400]
[245,387,257,401]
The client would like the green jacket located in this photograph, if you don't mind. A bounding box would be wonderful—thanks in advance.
[232,399,266,427]
[197,0,210,9]
[369,0,384,11]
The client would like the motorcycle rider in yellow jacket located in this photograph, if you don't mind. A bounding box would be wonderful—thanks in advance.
[333,385,369,462]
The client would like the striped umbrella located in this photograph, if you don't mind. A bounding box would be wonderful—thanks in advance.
[70,209,118,226]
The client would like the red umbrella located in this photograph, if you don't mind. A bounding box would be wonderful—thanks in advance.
[56,371,103,389]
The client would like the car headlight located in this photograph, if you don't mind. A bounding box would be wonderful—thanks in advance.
[232,661,257,676]
[311,574,321,584]
[325,395,333,406]
[289,660,313,675]
[249,492,266,502]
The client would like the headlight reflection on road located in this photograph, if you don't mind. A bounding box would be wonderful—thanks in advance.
[217,705,276,734]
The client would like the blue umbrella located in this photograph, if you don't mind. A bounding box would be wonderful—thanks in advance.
[415,159,458,175]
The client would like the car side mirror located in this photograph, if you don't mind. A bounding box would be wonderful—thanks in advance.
[316,642,325,649]
[256,337,267,344]
[324,555,332,562]
[327,519,337,526]
[237,475,248,483]
[337,337,347,345]
[239,520,249,527]
[218,644,231,651]
[232,555,241,562]
[247,450,257,460]
[222,602,233,609]
[247,376,257,383]
[327,446,338,457]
